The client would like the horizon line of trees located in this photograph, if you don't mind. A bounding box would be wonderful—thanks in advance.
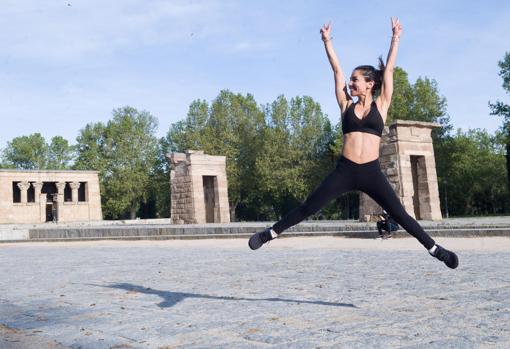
[1,60,509,220]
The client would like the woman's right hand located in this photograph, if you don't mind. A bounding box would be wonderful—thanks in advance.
[320,21,350,112]
[320,22,332,42]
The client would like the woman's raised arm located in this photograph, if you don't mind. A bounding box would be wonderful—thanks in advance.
[379,17,402,114]
[321,22,351,114]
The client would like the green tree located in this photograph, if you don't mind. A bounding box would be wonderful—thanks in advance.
[410,78,447,122]
[75,107,159,219]
[152,137,173,218]
[165,99,210,153]
[255,95,295,218]
[489,51,510,191]
[47,136,75,169]
[74,122,108,173]
[165,90,265,221]
[2,133,48,169]
[255,95,334,219]
[439,129,508,216]
[387,67,414,123]
[105,107,159,219]
[204,91,265,220]
[141,136,173,219]
[387,67,451,139]
[2,134,75,170]
[412,77,452,140]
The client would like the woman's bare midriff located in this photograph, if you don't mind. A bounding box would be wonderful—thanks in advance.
[342,132,381,164]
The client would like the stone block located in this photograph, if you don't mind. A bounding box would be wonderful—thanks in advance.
[386,168,398,176]
[381,143,397,156]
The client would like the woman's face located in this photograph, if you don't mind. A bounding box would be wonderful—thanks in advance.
[349,70,374,97]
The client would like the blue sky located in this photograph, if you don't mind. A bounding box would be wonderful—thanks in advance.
[1,0,509,148]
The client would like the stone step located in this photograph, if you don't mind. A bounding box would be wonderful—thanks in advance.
[2,217,510,242]
[18,225,510,242]
[0,228,30,241]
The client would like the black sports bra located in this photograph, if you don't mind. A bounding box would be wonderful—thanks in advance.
[342,101,384,137]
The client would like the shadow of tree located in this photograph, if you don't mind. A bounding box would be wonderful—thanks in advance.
[98,283,357,309]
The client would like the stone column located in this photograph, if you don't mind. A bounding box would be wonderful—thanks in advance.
[33,182,45,223]
[17,181,30,204]
[70,182,81,203]
[33,182,43,204]
[56,182,66,204]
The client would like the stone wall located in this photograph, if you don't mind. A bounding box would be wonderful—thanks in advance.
[168,152,195,224]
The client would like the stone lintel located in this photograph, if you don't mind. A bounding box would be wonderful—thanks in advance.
[390,119,441,129]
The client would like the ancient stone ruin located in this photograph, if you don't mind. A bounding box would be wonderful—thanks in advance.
[0,170,102,223]
[167,150,230,224]
[359,120,442,221]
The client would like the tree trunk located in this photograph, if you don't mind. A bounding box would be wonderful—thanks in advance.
[229,199,238,222]
[130,202,137,220]
[506,141,510,193]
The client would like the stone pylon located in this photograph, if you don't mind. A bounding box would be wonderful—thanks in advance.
[167,150,231,224]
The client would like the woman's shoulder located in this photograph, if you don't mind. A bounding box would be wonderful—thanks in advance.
[341,100,354,117]
[345,100,355,111]
[374,97,388,122]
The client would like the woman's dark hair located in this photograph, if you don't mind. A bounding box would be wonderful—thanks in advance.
[354,56,385,94]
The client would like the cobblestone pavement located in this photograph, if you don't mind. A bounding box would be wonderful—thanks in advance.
[1,237,509,348]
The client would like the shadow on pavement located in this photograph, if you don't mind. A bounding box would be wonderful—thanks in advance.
[96,282,357,309]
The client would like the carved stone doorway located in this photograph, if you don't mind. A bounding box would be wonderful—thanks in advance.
[203,176,217,223]
[410,155,426,220]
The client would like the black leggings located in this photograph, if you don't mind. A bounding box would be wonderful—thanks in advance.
[272,156,436,250]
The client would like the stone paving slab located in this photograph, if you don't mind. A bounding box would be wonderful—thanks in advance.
[1,237,510,348]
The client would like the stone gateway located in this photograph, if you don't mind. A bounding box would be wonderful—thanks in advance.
[359,120,442,221]
[167,150,230,224]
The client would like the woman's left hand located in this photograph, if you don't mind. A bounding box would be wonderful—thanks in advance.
[391,17,402,37]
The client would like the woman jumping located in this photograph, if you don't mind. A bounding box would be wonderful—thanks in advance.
[248,18,458,269]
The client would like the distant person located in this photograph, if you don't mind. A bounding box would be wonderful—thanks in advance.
[249,18,458,269]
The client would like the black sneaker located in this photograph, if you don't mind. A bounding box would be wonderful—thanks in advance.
[430,245,459,269]
[380,232,392,240]
[248,228,276,250]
